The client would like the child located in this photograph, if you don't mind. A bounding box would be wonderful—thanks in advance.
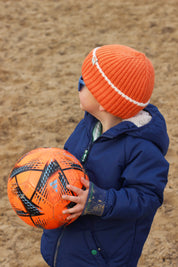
[41,45,169,267]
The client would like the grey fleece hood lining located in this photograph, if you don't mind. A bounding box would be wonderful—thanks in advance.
[123,110,152,128]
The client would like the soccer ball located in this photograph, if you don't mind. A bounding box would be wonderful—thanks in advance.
[7,147,88,229]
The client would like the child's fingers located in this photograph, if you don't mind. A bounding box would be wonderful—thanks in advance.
[64,178,89,196]
[62,194,79,203]
[61,178,89,219]
[66,212,81,221]
[63,204,82,214]
[81,177,90,189]
[66,184,81,195]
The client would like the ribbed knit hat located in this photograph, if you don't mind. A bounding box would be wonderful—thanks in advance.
[81,44,155,119]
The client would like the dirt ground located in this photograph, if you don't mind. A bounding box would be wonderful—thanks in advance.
[0,0,177,266]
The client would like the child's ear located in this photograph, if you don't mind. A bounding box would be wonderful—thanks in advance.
[99,105,105,111]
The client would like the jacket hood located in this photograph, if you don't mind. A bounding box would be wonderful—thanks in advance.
[113,104,169,156]
[125,104,169,156]
[85,104,169,156]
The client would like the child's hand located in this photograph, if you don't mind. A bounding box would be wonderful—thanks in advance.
[62,177,89,221]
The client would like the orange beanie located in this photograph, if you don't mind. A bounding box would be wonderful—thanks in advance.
[82,45,155,119]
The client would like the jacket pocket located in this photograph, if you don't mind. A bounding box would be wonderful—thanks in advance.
[93,223,135,266]
[84,230,107,266]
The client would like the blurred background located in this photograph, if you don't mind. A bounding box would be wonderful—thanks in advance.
[0,0,177,266]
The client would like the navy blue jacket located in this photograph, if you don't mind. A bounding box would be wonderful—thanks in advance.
[41,104,169,267]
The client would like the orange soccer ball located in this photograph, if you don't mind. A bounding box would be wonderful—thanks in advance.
[7,147,88,229]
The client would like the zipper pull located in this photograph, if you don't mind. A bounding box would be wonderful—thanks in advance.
[81,149,89,163]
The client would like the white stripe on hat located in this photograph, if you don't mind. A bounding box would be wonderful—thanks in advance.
[92,47,150,107]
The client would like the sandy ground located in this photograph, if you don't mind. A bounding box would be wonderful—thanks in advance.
[0,0,177,266]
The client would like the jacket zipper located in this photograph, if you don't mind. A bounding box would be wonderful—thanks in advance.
[53,227,65,267]
[81,121,102,164]
[53,122,102,266]
[81,140,93,164]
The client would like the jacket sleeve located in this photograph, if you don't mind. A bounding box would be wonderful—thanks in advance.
[82,141,169,220]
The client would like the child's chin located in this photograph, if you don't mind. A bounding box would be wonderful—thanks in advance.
[80,104,85,111]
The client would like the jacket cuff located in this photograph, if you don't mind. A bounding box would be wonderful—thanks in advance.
[82,182,107,216]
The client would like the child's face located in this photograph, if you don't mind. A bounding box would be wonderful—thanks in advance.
[79,86,100,115]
